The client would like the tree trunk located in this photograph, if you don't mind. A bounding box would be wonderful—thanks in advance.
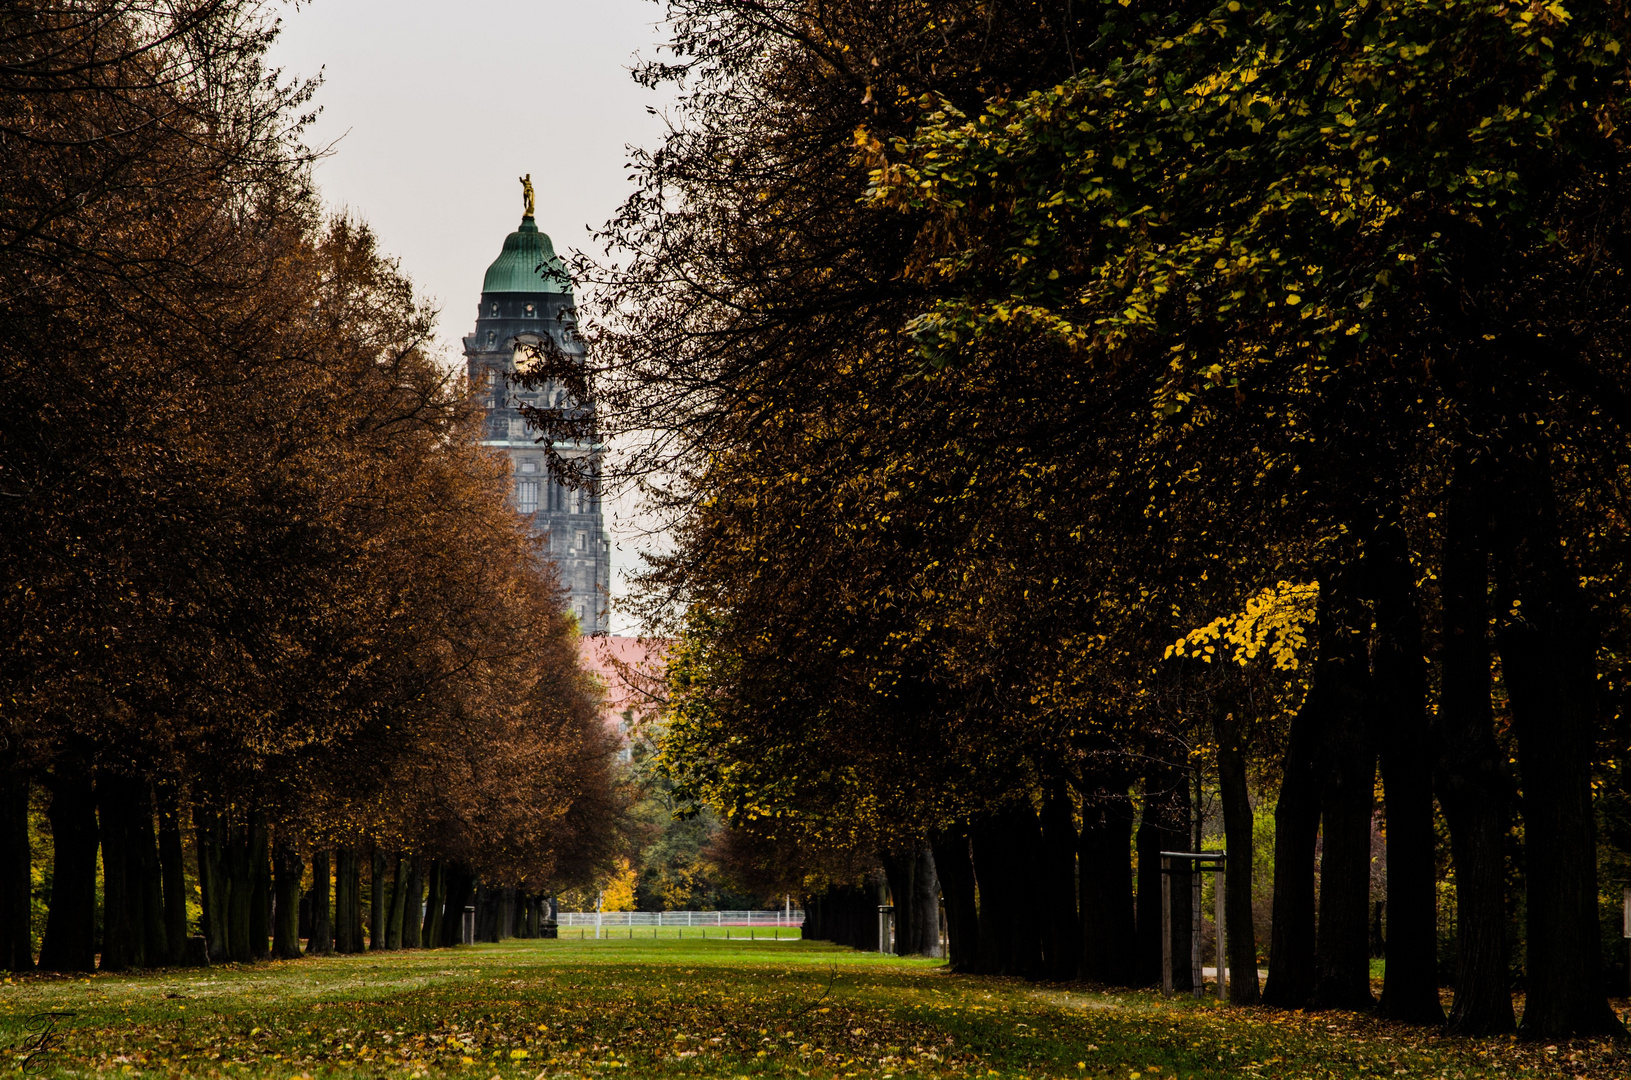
[0,764,33,971]
[970,814,1013,974]
[308,849,333,955]
[865,871,887,951]
[129,782,167,967]
[1168,780,1193,995]
[223,816,251,962]
[1312,566,1378,1011]
[442,863,476,946]
[880,846,940,957]
[333,848,353,953]
[348,849,365,949]
[1078,779,1136,987]
[859,880,876,950]
[370,846,388,950]
[335,848,361,953]
[1039,779,1080,980]
[1262,690,1321,1008]
[96,772,137,971]
[1216,740,1259,1004]
[931,830,978,972]
[880,850,916,955]
[387,852,407,950]
[422,859,445,948]
[802,892,822,942]
[1435,455,1516,1035]
[194,807,230,962]
[881,852,909,954]
[1368,523,1445,1024]
[909,848,941,956]
[1493,451,1625,1038]
[38,767,99,972]
[472,884,490,942]
[403,856,424,949]
[247,815,270,961]
[271,836,303,959]
[478,885,500,942]
[155,784,190,966]
[972,803,1044,976]
[1137,762,1190,991]
[1010,804,1045,978]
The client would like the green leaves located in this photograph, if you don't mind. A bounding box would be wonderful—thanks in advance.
[867,0,1631,408]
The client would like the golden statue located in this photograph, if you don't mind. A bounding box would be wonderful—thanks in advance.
[519,173,536,218]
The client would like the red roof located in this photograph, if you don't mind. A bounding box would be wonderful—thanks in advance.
[578,635,669,727]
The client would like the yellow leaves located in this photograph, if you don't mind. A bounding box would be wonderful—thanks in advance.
[1165,581,1319,670]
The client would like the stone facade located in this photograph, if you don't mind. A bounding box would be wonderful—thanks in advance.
[463,213,610,632]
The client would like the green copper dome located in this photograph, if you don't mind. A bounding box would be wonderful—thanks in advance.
[482,215,572,294]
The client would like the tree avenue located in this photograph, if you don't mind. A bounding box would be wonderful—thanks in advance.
[1,2,622,971]
[585,0,1631,1041]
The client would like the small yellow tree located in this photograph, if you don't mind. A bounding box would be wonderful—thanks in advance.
[599,859,638,912]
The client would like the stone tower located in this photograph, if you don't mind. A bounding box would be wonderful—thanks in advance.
[463,187,611,632]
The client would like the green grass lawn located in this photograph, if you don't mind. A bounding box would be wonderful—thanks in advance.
[2,938,1627,1080]
[551,927,802,942]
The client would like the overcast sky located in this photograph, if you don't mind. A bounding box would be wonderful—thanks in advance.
[266,0,675,634]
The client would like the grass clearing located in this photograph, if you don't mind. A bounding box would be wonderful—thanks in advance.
[1,939,1627,1079]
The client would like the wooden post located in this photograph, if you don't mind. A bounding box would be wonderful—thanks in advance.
[1191,863,1203,997]
[1160,855,1173,997]
[1622,886,1630,994]
[1214,864,1227,1000]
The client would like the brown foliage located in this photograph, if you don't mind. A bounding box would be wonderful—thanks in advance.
[0,2,622,971]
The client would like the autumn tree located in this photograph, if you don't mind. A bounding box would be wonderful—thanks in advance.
[864,0,1631,1037]
[590,0,1631,1043]
[2,1,623,971]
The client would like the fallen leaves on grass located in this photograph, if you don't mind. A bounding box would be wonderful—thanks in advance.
[0,941,1627,1080]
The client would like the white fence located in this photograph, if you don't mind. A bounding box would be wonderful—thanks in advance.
[556,909,804,927]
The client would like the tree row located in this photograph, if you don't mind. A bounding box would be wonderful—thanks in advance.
[0,1,620,972]
[586,0,1631,1039]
